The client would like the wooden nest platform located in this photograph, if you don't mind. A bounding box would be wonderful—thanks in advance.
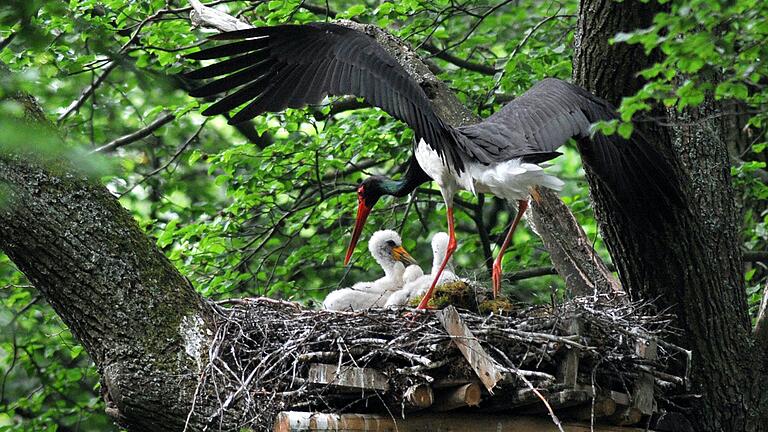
[200,295,692,431]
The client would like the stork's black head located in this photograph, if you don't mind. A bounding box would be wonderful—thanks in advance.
[359,175,390,207]
[343,175,391,265]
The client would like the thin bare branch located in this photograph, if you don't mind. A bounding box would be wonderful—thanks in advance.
[0,32,16,52]
[118,120,207,197]
[92,111,176,153]
[755,282,768,349]
[509,14,576,58]
[421,42,499,75]
[57,61,117,123]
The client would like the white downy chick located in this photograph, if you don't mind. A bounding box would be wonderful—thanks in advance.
[324,230,417,310]
[384,264,424,307]
[386,232,458,307]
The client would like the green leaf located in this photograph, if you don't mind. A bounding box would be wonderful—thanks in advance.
[715,81,749,100]
[188,150,203,165]
[589,119,618,137]
[345,4,366,17]
[745,268,756,282]
[618,122,634,139]
[376,2,393,15]
[157,219,178,248]
[70,345,84,359]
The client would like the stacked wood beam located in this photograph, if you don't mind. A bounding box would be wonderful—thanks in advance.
[194,296,687,430]
[274,411,659,432]
[283,306,676,431]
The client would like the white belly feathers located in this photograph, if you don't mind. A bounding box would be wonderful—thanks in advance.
[415,139,474,196]
[415,138,564,201]
[470,159,564,201]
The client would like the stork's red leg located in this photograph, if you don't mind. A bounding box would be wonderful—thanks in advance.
[416,206,457,310]
[492,199,528,298]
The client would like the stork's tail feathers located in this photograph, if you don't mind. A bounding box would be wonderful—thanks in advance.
[579,127,686,226]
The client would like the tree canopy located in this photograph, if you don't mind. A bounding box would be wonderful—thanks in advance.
[0,0,765,430]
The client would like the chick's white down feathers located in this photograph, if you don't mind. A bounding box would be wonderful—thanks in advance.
[324,230,416,310]
[385,232,457,307]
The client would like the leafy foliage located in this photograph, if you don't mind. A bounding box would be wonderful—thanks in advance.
[609,0,767,315]
[0,0,765,429]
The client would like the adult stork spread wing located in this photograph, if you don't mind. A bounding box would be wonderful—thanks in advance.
[185,23,681,308]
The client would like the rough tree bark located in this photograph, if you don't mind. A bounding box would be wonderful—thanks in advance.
[0,154,227,431]
[573,0,768,430]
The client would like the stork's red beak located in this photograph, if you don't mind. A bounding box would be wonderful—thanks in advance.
[344,199,372,265]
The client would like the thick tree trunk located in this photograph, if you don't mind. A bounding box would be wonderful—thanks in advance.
[0,153,227,431]
[573,1,768,430]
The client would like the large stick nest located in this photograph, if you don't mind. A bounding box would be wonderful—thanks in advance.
[190,295,686,431]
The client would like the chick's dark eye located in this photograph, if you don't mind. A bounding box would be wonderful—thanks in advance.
[386,240,396,247]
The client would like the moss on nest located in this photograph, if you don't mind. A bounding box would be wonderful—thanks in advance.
[408,280,491,312]
[478,297,516,315]
[405,279,525,315]
[408,280,476,309]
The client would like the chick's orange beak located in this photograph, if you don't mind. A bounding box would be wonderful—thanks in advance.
[392,246,417,266]
[344,199,372,265]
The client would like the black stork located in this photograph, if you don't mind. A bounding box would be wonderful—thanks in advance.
[185,23,680,309]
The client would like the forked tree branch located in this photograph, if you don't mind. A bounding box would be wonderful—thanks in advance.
[57,61,117,123]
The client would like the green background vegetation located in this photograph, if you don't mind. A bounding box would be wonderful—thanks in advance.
[0,0,765,430]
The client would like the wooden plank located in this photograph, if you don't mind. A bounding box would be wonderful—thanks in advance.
[609,390,630,406]
[557,318,581,387]
[511,387,551,407]
[431,378,475,388]
[518,389,591,414]
[274,412,391,432]
[432,383,482,411]
[478,386,550,413]
[438,305,503,393]
[632,338,657,415]
[403,384,433,409]
[306,363,389,392]
[573,384,628,406]
[482,382,576,412]
[548,389,590,409]
[561,395,617,421]
[273,411,658,431]
[573,384,642,426]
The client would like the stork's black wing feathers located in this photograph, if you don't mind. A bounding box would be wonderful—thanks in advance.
[186,25,681,214]
[185,50,271,80]
[185,23,464,172]
[459,78,683,214]
[188,61,271,97]
[456,79,593,163]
